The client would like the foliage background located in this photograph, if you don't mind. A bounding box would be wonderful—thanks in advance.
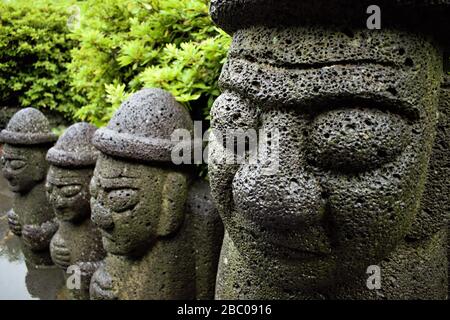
[0,0,231,128]
[69,0,230,127]
[0,0,77,116]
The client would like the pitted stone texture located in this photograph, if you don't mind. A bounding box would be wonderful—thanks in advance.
[210,0,450,41]
[89,89,223,300]
[187,180,224,299]
[47,123,105,299]
[209,24,447,299]
[93,88,193,162]
[89,154,196,300]
[220,27,441,119]
[308,108,411,172]
[0,108,57,145]
[89,159,223,301]
[0,109,56,259]
[409,74,450,239]
[47,122,99,168]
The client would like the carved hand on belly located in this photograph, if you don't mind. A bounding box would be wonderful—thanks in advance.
[50,233,71,268]
[22,219,58,251]
[90,265,117,300]
[7,209,22,236]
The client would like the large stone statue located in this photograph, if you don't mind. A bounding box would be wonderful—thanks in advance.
[0,108,58,260]
[46,122,106,299]
[208,0,449,299]
[436,71,450,295]
[89,88,223,300]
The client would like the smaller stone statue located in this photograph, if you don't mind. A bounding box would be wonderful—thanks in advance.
[89,88,223,300]
[46,122,106,299]
[0,108,58,257]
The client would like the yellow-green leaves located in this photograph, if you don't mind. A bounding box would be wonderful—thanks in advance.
[1,0,231,130]
[68,0,231,126]
[0,0,77,116]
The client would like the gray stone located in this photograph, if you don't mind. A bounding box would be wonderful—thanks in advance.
[187,179,224,299]
[209,0,448,299]
[0,108,57,260]
[89,88,222,300]
[93,88,194,162]
[1,106,71,132]
[46,122,105,299]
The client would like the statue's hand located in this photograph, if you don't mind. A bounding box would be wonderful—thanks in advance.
[77,261,103,279]
[50,235,71,268]
[90,265,117,300]
[7,209,22,236]
[22,219,58,251]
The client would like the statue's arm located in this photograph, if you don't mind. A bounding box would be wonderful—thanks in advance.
[7,208,22,236]
[22,218,59,251]
[50,232,71,268]
[188,180,224,300]
[89,261,118,300]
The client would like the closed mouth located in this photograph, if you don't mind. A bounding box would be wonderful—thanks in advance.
[7,179,17,187]
[56,208,71,218]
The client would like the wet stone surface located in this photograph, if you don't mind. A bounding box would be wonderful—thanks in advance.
[0,172,66,300]
[209,0,448,300]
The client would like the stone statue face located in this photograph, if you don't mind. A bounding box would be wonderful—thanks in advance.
[209,27,443,287]
[1,144,48,193]
[90,155,165,256]
[46,165,92,222]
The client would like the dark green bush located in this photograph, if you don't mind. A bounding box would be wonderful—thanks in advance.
[0,0,78,118]
[69,0,231,126]
[0,0,231,128]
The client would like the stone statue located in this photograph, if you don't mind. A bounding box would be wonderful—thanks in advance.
[208,0,449,299]
[89,88,223,300]
[434,71,450,296]
[46,122,106,299]
[0,108,58,259]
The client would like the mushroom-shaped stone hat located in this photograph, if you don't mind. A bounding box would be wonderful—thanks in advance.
[210,0,450,42]
[47,122,99,168]
[0,107,57,145]
[92,88,195,162]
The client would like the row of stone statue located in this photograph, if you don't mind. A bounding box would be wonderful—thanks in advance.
[0,89,224,300]
[1,0,449,300]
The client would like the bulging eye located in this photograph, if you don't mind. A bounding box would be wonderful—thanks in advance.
[211,91,260,152]
[60,185,83,197]
[307,108,410,172]
[9,160,26,170]
[106,189,139,213]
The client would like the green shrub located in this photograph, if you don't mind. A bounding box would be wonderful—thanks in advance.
[69,0,231,127]
[0,0,78,118]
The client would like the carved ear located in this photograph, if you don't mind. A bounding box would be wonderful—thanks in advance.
[157,172,188,237]
[32,152,49,182]
[407,72,450,239]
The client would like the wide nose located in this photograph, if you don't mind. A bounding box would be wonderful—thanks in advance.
[233,163,325,230]
[3,169,14,181]
[91,199,114,230]
[2,162,14,180]
[48,190,64,209]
